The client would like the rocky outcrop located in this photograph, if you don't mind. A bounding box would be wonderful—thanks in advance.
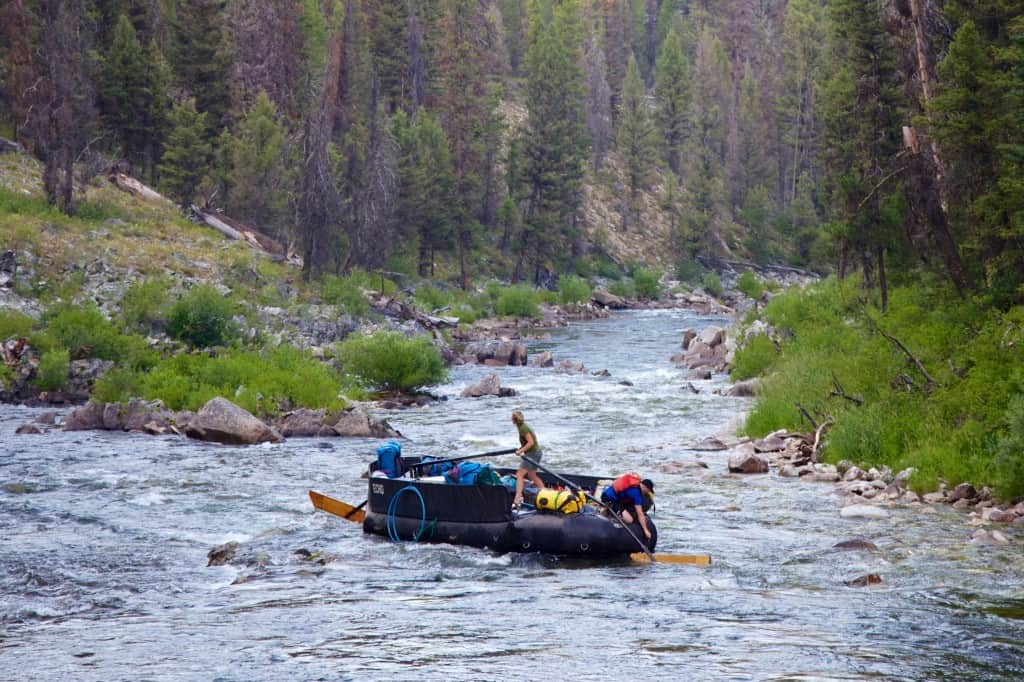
[184,397,283,445]
[591,289,628,309]
[727,450,769,474]
[530,350,554,367]
[461,373,517,398]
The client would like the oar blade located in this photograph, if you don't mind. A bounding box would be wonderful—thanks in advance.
[630,552,712,566]
[309,490,366,523]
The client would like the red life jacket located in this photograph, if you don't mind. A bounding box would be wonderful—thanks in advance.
[611,472,641,494]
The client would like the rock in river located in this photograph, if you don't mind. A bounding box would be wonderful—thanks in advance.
[185,397,283,445]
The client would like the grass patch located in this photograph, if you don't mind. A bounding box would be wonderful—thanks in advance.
[0,310,35,341]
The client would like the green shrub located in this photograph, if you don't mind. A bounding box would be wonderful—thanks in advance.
[996,395,1024,500]
[592,257,625,280]
[701,273,723,298]
[45,303,130,360]
[674,259,703,283]
[338,331,447,393]
[737,271,764,300]
[321,274,371,316]
[414,285,451,312]
[558,275,592,304]
[74,200,125,222]
[494,285,541,318]
[730,334,778,381]
[609,278,635,299]
[121,277,172,333]
[93,345,347,415]
[167,285,239,348]
[0,310,35,341]
[33,348,70,391]
[633,268,661,300]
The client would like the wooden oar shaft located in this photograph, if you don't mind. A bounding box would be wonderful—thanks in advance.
[521,455,656,561]
[630,553,712,566]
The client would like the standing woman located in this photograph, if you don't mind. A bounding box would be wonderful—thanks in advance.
[511,410,545,510]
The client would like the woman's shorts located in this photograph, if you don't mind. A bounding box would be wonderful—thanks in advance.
[519,450,542,471]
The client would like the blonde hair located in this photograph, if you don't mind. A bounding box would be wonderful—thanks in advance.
[511,410,524,425]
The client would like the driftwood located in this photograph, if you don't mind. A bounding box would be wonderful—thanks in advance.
[811,419,834,463]
[875,326,939,390]
[830,371,864,406]
[0,137,26,154]
[794,402,819,430]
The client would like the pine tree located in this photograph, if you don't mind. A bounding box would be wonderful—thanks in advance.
[171,0,230,133]
[159,98,211,207]
[517,9,588,283]
[737,63,775,205]
[224,91,289,240]
[615,54,656,223]
[584,29,612,170]
[393,111,454,277]
[99,15,153,174]
[654,25,690,176]
[778,0,824,205]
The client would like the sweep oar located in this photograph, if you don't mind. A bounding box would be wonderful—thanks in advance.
[403,447,518,475]
[309,490,366,523]
[520,455,657,561]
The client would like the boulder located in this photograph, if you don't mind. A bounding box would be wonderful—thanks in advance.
[948,482,977,503]
[922,492,946,504]
[15,423,42,434]
[33,411,58,425]
[184,397,283,445]
[207,541,239,566]
[592,289,627,309]
[63,401,106,430]
[461,373,517,398]
[278,408,334,438]
[555,359,588,375]
[530,350,554,367]
[971,529,1009,546]
[331,405,401,438]
[681,329,697,350]
[463,339,527,366]
[727,452,769,474]
[845,573,883,587]
[686,369,712,381]
[843,466,864,482]
[982,508,1018,524]
[753,434,787,453]
[697,325,725,348]
[727,378,762,397]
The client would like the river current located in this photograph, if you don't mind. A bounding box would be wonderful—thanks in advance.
[1,309,1022,681]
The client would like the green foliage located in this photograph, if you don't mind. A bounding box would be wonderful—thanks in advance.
[34,348,69,391]
[609,278,635,299]
[674,259,703,284]
[338,331,447,393]
[654,26,691,175]
[557,275,592,304]
[737,271,764,300]
[494,285,542,318]
[94,345,346,416]
[731,334,778,381]
[120,277,172,333]
[633,268,661,300]
[158,98,211,207]
[0,310,35,341]
[321,275,370,316]
[701,272,723,298]
[741,279,1024,500]
[44,303,147,362]
[166,285,239,348]
[616,54,656,201]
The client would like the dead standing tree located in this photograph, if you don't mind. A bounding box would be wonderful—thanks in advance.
[20,0,94,214]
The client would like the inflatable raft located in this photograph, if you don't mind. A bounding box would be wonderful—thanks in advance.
[361,456,657,557]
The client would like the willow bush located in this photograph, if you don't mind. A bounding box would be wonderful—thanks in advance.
[337,331,447,394]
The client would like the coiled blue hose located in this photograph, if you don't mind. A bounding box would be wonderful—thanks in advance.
[386,484,427,542]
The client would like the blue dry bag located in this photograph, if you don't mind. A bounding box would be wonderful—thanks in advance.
[376,440,404,478]
[445,461,482,485]
[419,455,453,477]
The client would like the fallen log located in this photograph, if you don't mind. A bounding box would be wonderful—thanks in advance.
[108,173,174,204]
[188,205,304,268]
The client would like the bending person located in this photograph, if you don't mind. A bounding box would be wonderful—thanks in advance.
[600,473,654,543]
[511,410,545,510]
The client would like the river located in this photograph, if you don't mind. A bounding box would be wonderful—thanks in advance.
[1,309,1022,681]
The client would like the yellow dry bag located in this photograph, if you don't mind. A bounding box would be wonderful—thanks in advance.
[535,489,587,514]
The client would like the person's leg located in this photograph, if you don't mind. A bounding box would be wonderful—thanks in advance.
[528,470,544,489]
[619,508,635,523]
[514,467,526,507]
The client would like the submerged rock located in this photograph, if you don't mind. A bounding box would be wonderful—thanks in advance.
[461,373,517,398]
[207,541,239,566]
[833,538,879,551]
[727,452,769,474]
[845,573,883,587]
